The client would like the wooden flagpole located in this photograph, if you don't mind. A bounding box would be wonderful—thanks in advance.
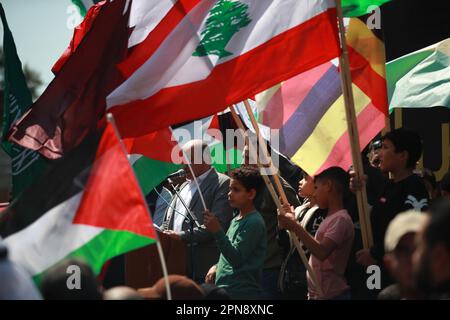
[242,100,289,204]
[335,0,373,248]
[382,116,391,135]
[230,105,323,297]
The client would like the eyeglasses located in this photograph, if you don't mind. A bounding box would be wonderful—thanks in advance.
[371,140,382,151]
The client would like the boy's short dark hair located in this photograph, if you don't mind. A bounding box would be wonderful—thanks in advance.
[231,166,264,194]
[314,166,350,197]
[382,128,422,169]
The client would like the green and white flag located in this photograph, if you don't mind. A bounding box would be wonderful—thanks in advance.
[0,4,47,199]
[387,38,450,111]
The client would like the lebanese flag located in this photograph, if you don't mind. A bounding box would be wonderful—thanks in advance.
[1,123,157,283]
[107,0,340,138]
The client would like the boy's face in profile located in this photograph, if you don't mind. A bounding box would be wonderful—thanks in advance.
[379,138,405,173]
[298,173,314,199]
[228,179,254,209]
[313,179,329,209]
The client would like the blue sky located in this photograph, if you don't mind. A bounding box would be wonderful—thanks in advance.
[1,0,79,93]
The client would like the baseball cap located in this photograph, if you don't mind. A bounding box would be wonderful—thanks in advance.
[384,210,427,253]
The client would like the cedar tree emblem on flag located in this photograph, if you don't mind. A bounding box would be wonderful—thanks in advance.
[193,0,251,58]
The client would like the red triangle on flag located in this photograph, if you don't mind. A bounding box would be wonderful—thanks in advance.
[73,124,156,239]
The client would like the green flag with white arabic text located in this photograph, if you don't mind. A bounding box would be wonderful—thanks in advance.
[1,4,47,199]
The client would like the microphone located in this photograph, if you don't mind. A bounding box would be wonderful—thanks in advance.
[166,169,186,181]
[165,169,207,230]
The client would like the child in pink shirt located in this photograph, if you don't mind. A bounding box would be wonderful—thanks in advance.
[278,167,354,299]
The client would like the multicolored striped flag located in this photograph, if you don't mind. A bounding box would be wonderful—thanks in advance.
[1,124,157,284]
[251,15,388,176]
[387,38,450,111]
[107,0,340,138]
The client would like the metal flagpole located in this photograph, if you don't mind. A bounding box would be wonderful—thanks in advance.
[179,145,208,212]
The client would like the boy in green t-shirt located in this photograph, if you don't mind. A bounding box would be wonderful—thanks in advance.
[204,166,267,300]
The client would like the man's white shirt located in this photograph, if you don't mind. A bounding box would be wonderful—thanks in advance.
[173,168,213,232]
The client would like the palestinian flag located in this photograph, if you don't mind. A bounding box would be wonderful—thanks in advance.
[107,0,340,138]
[0,124,156,284]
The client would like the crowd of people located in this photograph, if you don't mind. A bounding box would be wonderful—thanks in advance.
[2,128,450,300]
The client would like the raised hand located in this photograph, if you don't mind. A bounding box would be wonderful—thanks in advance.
[203,210,221,233]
